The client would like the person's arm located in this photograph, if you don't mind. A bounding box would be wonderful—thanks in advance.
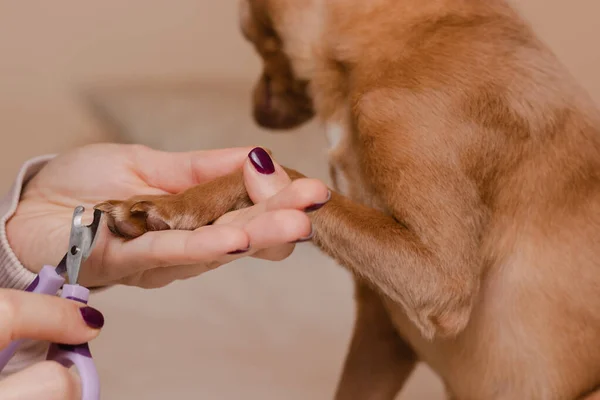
[1,154,111,292]
[0,155,56,376]
[0,155,54,289]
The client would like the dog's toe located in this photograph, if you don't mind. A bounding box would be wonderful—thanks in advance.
[129,201,171,232]
[95,198,170,239]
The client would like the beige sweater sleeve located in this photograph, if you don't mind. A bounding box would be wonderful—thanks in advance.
[0,155,55,289]
[0,155,57,376]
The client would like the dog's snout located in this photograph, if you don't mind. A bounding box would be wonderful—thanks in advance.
[251,71,314,130]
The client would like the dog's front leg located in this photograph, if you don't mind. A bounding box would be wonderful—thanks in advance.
[97,157,484,341]
[305,187,485,340]
[335,280,417,400]
[97,163,484,340]
[94,170,252,238]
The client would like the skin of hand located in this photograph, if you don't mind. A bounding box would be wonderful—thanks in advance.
[0,290,104,400]
[6,143,329,288]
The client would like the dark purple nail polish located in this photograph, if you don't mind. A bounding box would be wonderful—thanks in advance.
[25,276,40,292]
[292,228,314,244]
[248,147,275,175]
[227,244,251,255]
[57,343,92,358]
[80,307,105,329]
[66,296,88,304]
[304,190,332,213]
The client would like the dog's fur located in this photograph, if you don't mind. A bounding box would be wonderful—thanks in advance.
[96,0,600,398]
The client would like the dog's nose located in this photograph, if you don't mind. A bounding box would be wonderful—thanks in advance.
[254,74,273,113]
[263,75,272,110]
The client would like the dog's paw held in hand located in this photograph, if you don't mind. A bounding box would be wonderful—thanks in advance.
[95,196,174,239]
[95,172,252,240]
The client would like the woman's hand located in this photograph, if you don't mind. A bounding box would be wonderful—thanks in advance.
[0,290,104,400]
[6,144,328,288]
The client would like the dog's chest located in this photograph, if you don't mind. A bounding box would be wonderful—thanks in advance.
[325,120,353,196]
[324,117,389,209]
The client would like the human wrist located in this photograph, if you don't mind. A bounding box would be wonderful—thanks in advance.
[0,155,55,288]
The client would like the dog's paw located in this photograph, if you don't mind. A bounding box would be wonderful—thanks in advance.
[94,195,173,239]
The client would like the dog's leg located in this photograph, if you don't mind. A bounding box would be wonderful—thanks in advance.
[306,188,482,340]
[98,153,484,341]
[95,170,252,238]
[334,279,417,400]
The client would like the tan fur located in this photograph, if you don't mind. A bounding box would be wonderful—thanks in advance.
[97,0,600,398]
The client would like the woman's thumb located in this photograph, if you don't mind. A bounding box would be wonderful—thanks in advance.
[243,147,292,203]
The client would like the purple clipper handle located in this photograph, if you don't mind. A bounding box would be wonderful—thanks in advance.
[46,283,100,400]
[0,265,65,371]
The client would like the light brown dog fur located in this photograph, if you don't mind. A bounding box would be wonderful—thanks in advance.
[96,0,600,398]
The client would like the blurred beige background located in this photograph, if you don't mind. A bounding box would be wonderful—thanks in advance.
[0,1,598,399]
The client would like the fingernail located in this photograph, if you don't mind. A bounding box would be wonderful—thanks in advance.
[248,147,275,174]
[227,244,251,255]
[80,307,105,329]
[25,276,40,292]
[304,190,332,213]
[292,228,314,244]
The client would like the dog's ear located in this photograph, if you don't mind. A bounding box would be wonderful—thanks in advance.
[239,0,276,42]
[238,0,253,39]
[238,0,256,41]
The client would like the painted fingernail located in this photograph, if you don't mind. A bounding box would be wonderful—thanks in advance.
[248,147,275,174]
[292,228,314,244]
[25,276,40,292]
[304,190,332,213]
[80,307,105,329]
[227,244,251,255]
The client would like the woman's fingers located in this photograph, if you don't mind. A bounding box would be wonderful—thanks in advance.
[133,145,255,193]
[260,178,330,214]
[241,209,312,261]
[0,290,103,350]
[0,361,81,400]
[216,178,330,228]
[214,178,328,260]
[128,208,313,288]
[100,224,249,275]
[223,208,312,260]
[218,204,314,261]
[243,147,292,202]
[220,153,329,261]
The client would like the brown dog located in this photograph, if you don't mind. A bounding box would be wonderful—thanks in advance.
[96,0,600,398]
